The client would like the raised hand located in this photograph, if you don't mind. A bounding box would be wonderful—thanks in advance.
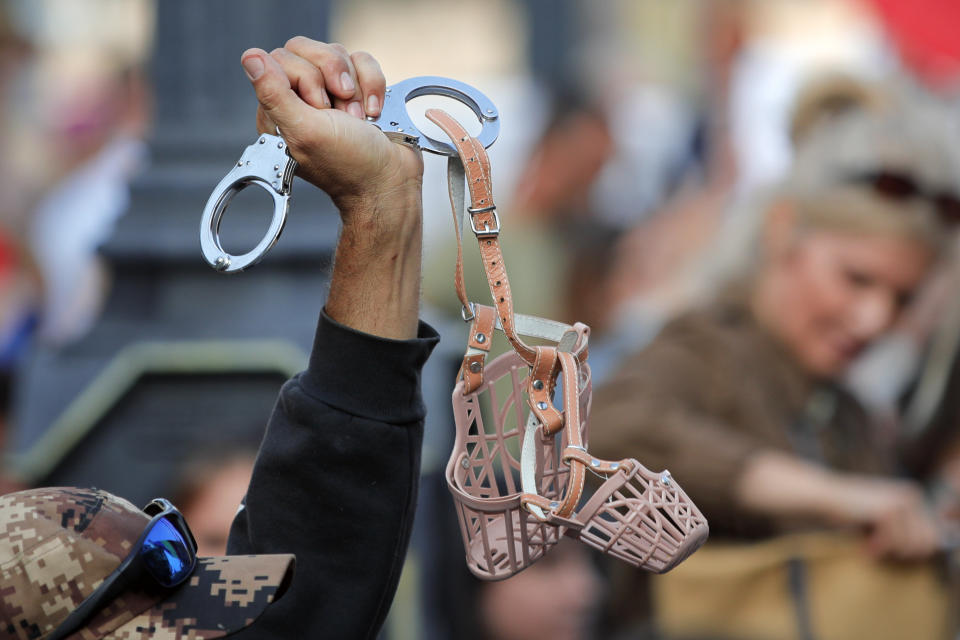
[240,38,424,340]
[241,37,423,223]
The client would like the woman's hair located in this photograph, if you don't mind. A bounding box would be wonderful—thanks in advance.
[788,73,887,148]
[784,78,960,248]
[701,74,960,291]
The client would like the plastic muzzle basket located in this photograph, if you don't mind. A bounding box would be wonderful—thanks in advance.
[447,350,586,580]
[571,459,709,573]
[447,352,709,580]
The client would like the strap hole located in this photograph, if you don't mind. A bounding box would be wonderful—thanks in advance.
[500,297,505,302]
[495,280,501,286]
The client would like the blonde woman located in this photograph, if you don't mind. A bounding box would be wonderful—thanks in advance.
[590,81,960,639]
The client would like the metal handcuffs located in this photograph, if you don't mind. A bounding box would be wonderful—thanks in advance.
[200,76,500,273]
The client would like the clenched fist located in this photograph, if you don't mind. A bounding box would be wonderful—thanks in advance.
[241,37,423,225]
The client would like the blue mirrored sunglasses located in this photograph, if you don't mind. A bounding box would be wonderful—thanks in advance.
[48,498,198,640]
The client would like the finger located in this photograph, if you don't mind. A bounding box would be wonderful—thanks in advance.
[888,511,912,554]
[350,50,385,118]
[241,48,312,139]
[284,37,358,102]
[329,50,364,119]
[895,518,922,559]
[255,105,277,136]
[903,519,938,560]
[918,515,944,555]
[269,48,331,109]
[865,521,893,558]
[864,529,885,558]
[897,510,937,559]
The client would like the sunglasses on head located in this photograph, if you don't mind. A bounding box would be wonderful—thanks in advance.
[847,170,960,225]
[48,498,198,640]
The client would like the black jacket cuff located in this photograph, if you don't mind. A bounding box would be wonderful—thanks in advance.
[299,310,440,424]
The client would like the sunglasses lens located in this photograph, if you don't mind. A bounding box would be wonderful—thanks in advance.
[140,516,195,587]
[869,172,918,199]
[935,194,960,225]
[851,171,960,225]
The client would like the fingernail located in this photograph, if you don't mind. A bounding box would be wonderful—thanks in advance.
[242,55,264,81]
[347,101,364,119]
[340,71,355,93]
[366,94,379,115]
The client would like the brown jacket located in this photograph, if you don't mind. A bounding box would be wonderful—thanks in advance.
[589,291,895,539]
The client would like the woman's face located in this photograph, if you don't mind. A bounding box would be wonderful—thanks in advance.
[759,228,933,378]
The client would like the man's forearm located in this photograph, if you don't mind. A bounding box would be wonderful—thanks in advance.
[325,189,423,340]
[240,39,425,342]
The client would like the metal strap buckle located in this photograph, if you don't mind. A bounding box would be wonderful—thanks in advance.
[468,205,500,236]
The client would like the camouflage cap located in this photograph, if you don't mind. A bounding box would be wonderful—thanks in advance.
[0,487,294,639]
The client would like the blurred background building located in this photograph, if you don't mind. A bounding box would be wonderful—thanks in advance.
[0,1,958,639]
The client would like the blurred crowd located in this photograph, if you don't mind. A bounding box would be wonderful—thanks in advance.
[3,0,960,639]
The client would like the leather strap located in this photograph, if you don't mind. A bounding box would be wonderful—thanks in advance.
[456,303,591,398]
[519,351,588,520]
[527,346,563,435]
[460,303,496,393]
[563,446,634,475]
[426,109,538,365]
[438,110,709,577]
[431,106,590,393]
[552,351,587,517]
[431,108,589,522]
[445,157,471,314]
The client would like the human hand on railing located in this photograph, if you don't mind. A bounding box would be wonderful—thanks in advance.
[240,37,423,224]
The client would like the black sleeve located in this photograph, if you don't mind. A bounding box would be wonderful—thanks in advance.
[226,310,439,640]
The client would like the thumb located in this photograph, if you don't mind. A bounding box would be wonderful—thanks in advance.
[241,48,307,136]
